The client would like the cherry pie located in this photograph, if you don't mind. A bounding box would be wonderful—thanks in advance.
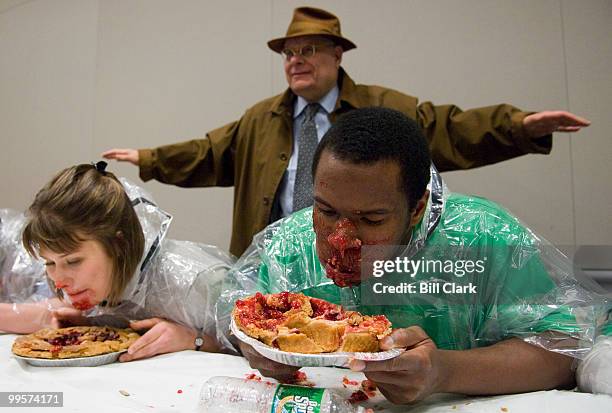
[233,292,391,353]
[12,326,139,359]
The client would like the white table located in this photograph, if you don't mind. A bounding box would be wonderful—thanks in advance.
[1,334,611,413]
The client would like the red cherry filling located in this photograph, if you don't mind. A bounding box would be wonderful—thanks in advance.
[45,329,120,348]
[310,297,345,321]
[348,390,370,404]
[46,332,81,346]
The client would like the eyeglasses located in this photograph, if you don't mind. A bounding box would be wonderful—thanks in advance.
[281,43,334,61]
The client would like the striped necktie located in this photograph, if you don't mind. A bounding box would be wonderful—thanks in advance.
[292,103,320,212]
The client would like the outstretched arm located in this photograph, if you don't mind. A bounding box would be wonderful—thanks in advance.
[416,100,589,171]
[101,119,240,188]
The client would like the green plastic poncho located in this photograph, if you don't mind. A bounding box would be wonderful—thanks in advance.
[216,167,607,358]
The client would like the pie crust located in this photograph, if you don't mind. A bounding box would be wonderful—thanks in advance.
[12,326,140,359]
[233,292,391,354]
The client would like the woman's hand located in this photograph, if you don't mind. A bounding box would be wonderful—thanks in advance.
[349,326,444,404]
[119,317,198,362]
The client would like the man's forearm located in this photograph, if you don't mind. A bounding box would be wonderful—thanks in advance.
[437,338,575,395]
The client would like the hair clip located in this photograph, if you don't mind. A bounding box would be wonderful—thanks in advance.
[94,160,108,176]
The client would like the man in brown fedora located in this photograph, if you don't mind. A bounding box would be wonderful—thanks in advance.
[102,6,589,258]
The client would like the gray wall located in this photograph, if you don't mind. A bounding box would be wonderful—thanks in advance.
[1,0,610,254]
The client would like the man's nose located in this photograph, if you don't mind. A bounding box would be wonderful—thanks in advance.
[328,218,360,251]
[288,53,305,65]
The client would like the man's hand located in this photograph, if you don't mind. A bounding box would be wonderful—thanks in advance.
[523,111,590,138]
[349,326,443,405]
[238,341,300,381]
[119,317,197,362]
[102,148,139,165]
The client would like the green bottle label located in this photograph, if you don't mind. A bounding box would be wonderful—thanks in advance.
[270,384,325,413]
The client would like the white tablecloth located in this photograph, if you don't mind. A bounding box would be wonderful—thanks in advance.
[1,333,611,413]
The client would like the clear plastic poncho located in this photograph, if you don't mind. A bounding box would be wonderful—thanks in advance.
[2,180,235,343]
[0,209,50,303]
[85,179,235,340]
[216,166,609,358]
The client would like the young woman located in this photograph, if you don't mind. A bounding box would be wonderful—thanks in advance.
[14,162,234,360]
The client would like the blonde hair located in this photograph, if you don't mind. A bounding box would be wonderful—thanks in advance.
[22,164,145,306]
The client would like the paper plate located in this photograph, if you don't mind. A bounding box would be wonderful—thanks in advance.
[231,318,403,368]
[14,350,126,367]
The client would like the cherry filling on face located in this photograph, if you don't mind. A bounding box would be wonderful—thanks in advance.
[54,282,68,289]
[327,218,362,256]
[71,299,95,311]
[325,219,363,287]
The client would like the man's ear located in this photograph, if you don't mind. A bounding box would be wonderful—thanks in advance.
[410,190,430,227]
[335,47,343,67]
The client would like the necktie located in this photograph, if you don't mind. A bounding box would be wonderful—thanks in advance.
[292,103,320,212]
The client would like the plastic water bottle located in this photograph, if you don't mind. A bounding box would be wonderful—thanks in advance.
[199,376,367,413]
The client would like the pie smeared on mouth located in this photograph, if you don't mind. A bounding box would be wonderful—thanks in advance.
[325,218,363,287]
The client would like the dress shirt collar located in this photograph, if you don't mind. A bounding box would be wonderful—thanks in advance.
[293,85,339,119]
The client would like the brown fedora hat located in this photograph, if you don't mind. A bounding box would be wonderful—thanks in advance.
[267,7,357,53]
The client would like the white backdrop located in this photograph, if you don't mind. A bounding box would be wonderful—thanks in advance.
[0,0,610,252]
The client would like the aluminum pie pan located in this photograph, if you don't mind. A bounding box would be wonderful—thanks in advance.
[14,350,126,367]
[231,318,402,368]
